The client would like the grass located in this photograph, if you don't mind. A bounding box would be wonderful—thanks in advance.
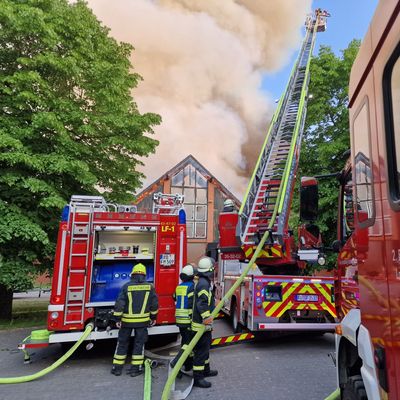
[0,298,48,330]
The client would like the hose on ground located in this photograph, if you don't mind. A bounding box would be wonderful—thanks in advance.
[0,323,94,384]
[324,389,340,400]
[143,359,152,400]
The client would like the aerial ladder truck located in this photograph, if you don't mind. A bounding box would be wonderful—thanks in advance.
[213,10,337,333]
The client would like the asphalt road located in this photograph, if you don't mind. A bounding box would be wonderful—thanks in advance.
[0,319,336,400]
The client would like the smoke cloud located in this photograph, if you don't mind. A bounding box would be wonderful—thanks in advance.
[88,0,312,197]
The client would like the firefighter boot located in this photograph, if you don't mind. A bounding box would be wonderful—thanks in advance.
[193,372,212,388]
[110,365,123,376]
[204,365,218,377]
[130,366,144,377]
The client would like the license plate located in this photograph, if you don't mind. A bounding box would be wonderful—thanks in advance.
[295,294,319,302]
[160,254,175,266]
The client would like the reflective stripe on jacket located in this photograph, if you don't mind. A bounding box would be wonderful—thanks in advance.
[174,281,194,327]
[113,275,158,328]
[191,274,215,332]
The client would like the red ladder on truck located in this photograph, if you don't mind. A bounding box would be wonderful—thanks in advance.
[64,196,107,325]
[239,11,327,260]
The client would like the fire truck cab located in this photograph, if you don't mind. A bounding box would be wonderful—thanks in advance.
[322,1,400,398]
[45,193,187,345]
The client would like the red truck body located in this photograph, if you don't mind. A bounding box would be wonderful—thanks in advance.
[333,1,400,398]
[44,194,187,344]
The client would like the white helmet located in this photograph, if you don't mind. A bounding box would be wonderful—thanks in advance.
[181,264,195,277]
[197,256,215,273]
[224,199,234,208]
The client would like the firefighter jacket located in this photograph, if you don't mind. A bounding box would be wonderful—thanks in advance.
[191,273,215,332]
[174,281,194,327]
[113,275,158,328]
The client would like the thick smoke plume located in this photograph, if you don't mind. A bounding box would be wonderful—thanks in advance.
[88,0,312,197]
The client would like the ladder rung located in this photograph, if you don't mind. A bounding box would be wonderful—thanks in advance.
[69,269,86,273]
[71,253,88,256]
[68,286,85,290]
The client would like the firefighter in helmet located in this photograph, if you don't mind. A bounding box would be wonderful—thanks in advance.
[111,263,158,377]
[170,263,196,372]
[222,198,235,213]
[192,256,218,388]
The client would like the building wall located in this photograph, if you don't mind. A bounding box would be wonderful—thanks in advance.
[135,160,238,265]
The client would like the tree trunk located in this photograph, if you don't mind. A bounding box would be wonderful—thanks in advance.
[0,284,13,320]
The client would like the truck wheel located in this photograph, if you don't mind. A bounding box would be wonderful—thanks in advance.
[231,301,242,333]
[342,375,367,400]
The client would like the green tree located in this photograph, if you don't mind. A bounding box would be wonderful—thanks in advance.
[0,0,160,319]
[291,40,360,268]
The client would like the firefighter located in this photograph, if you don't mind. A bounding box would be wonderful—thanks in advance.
[222,198,235,213]
[191,256,218,388]
[170,263,196,372]
[111,263,158,377]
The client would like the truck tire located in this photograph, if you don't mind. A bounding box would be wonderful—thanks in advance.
[342,375,367,400]
[231,301,242,333]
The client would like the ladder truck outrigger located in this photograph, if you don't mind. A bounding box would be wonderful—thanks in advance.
[212,10,338,333]
[21,193,187,351]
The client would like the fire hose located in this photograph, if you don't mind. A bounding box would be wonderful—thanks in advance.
[162,199,282,399]
[0,323,94,384]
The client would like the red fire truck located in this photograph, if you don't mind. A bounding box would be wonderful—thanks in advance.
[330,1,400,398]
[40,193,187,346]
[210,11,337,334]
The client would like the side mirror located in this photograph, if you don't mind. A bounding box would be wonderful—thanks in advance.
[300,177,318,222]
[332,240,342,253]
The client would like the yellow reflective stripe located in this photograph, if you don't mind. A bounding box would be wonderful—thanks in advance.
[113,359,125,365]
[128,285,151,291]
[122,312,150,318]
[188,292,194,297]
[127,292,133,316]
[198,289,210,298]
[150,310,158,315]
[205,359,209,364]
[182,344,188,350]
[114,354,127,360]
[132,355,144,360]
[131,360,143,365]
[122,316,150,323]
[176,286,188,296]
[113,312,123,316]
[201,311,211,318]
[140,291,150,315]
[191,321,204,331]
[193,365,204,371]
[225,336,235,343]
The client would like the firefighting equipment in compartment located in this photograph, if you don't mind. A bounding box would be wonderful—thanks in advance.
[171,272,195,372]
[130,263,147,276]
[197,257,215,273]
[112,273,158,375]
[191,272,217,388]
[0,323,94,384]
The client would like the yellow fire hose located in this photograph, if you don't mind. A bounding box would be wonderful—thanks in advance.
[324,389,340,400]
[162,191,284,399]
[0,323,94,384]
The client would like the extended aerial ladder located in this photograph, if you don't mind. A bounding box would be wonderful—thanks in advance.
[239,10,328,267]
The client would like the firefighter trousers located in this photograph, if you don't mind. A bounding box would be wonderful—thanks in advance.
[171,326,194,370]
[193,330,212,378]
[112,326,148,371]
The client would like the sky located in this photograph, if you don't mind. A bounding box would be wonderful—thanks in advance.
[262,0,380,101]
[88,1,380,197]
